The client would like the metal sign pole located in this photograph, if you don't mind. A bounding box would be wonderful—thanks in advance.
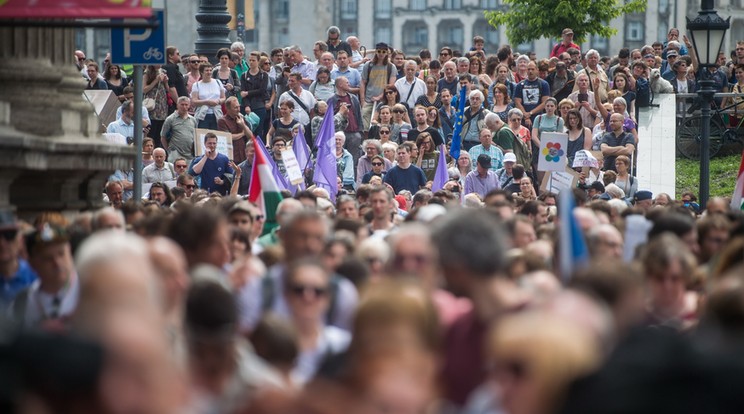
[133,65,144,201]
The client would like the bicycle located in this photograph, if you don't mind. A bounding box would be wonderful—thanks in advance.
[676,97,744,160]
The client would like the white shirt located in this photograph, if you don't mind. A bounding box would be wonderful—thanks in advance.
[395,76,427,108]
[279,89,317,125]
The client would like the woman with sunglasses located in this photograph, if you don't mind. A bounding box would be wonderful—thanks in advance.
[390,103,412,143]
[284,258,350,386]
[357,139,392,185]
[369,105,392,140]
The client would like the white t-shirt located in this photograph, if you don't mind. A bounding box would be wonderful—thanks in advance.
[191,79,224,114]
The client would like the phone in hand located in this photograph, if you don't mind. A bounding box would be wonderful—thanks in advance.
[578,93,588,103]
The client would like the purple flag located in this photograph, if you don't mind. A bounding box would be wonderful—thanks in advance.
[252,136,289,193]
[293,127,312,190]
[431,144,448,192]
[312,101,338,201]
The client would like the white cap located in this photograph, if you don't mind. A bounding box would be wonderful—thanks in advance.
[504,153,517,163]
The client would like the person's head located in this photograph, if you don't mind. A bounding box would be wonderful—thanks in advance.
[25,223,73,296]
[609,112,624,132]
[469,56,483,75]
[432,209,510,297]
[576,72,590,91]
[167,207,230,269]
[373,42,390,64]
[503,152,517,173]
[176,173,196,197]
[336,195,360,220]
[613,72,629,92]
[385,87,401,104]
[283,258,331,323]
[493,83,510,105]
[271,136,287,157]
[279,209,329,259]
[414,106,428,126]
[287,72,303,90]
[105,181,124,209]
[585,49,600,68]
[227,201,255,237]
[520,200,548,225]
[508,108,524,128]
[642,233,697,316]
[334,131,346,150]
[148,237,190,314]
[148,182,173,206]
[336,50,350,69]
[151,148,166,168]
[387,223,439,288]
[587,224,624,260]
[224,96,240,117]
[469,89,485,108]
[442,60,457,80]
[396,143,412,165]
[369,185,393,221]
[119,100,133,121]
[614,155,630,174]
[565,108,583,131]
[415,132,434,154]
[404,60,417,78]
[544,97,557,115]
[476,153,492,174]
[478,128,494,148]
[86,61,99,80]
[561,27,575,44]
[176,96,190,116]
[519,176,533,194]
[392,49,406,68]
[697,214,731,264]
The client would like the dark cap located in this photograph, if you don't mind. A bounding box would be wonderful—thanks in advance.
[375,42,389,50]
[634,190,653,202]
[0,208,18,231]
[477,154,492,168]
[589,181,605,193]
[25,223,69,256]
[562,28,574,35]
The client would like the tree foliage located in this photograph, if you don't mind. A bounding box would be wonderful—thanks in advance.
[484,0,647,45]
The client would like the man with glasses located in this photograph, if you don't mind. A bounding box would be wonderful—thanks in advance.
[326,25,352,58]
[439,47,453,67]
[495,108,533,176]
[176,173,196,198]
[184,54,202,109]
[360,42,397,131]
[164,46,188,114]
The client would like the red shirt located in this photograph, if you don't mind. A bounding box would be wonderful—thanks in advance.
[551,41,581,58]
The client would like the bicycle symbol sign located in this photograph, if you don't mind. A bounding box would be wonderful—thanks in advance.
[111,9,167,65]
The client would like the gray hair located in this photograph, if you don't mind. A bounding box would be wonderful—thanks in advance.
[363,139,383,154]
[469,89,484,102]
[230,41,245,52]
[288,44,302,54]
[586,49,600,59]
[405,60,418,69]
[432,209,508,278]
[457,57,470,66]
[507,107,524,119]
[177,96,190,105]
[91,207,125,231]
[516,54,531,64]
[327,26,341,36]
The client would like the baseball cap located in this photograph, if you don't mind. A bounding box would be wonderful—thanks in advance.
[503,153,517,163]
[375,42,389,50]
[477,154,492,168]
[562,28,574,35]
[666,50,679,58]
[229,200,254,216]
[634,190,653,202]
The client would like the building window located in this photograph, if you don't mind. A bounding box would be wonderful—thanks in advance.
[591,35,609,53]
[443,0,462,10]
[375,0,392,19]
[626,21,644,42]
[515,41,533,54]
[480,0,498,8]
[341,0,357,20]
[403,21,429,54]
[375,25,392,45]
[658,22,668,43]
[278,27,289,46]
[410,0,427,10]
[658,0,669,14]
[438,20,464,51]
[274,0,289,21]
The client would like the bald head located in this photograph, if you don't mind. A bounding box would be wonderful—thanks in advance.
[153,147,167,167]
[149,237,190,314]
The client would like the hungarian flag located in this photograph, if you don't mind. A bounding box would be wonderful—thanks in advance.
[732,150,744,211]
[248,138,283,236]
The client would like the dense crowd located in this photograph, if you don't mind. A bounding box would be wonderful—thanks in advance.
[1,25,744,414]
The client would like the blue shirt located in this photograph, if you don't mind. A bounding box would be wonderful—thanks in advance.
[189,153,234,195]
[464,170,501,199]
[331,67,361,88]
[468,145,504,172]
[106,118,135,139]
[384,164,427,195]
[0,259,38,305]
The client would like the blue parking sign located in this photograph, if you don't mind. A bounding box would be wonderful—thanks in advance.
[111,9,167,65]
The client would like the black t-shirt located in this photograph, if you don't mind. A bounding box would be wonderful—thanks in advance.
[327,41,352,58]
[407,127,444,146]
[164,62,188,97]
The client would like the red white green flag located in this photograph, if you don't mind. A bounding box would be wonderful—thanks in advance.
[248,138,283,236]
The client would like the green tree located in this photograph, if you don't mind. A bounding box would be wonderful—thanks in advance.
[484,0,647,45]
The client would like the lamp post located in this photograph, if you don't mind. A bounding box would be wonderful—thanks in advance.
[194,0,232,65]
[687,0,729,210]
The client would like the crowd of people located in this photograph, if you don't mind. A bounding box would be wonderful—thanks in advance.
[1,25,743,414]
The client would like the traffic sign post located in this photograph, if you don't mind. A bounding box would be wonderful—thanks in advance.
[111,9,167,201]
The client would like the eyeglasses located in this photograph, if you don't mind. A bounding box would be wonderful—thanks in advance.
[376,49,388,54]
[184,184,196,189]
[0,230,18,241]
[175,164,188,169]
[393,110,405,114]
[440,52,450,56]
[379,130,391,134]
[190,60,200,64]
[386,91,397,94]
[288,284,328,298]
[372,162,383,166]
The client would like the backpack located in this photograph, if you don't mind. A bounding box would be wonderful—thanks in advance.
[635,77,652,108]
[261,273,341,324]
[363,62,394,86]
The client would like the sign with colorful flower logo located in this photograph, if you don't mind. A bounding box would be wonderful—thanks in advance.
[537,132,568,172]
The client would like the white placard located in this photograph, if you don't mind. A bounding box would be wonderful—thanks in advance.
[572,150,599,168]
[281,149,304,185]
[537,132,569,172]
[194,128,234,160]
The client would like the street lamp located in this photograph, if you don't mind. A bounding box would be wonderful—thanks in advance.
[687,0,729,210]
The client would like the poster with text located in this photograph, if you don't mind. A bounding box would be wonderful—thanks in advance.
[194,129,234,160]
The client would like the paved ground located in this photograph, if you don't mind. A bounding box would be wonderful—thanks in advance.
[636,94,677,199]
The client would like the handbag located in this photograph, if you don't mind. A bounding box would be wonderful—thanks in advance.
[143,98,156,112]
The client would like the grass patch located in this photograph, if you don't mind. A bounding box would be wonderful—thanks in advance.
[676,153,742,198]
